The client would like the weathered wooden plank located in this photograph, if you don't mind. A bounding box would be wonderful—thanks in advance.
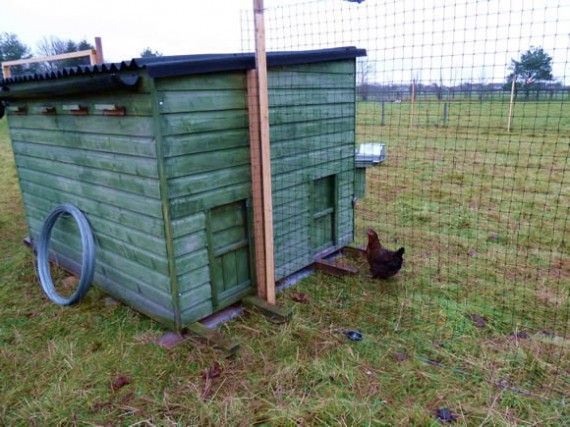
[268,71,355,90]
[9,128,157,157]
[180,300,214,326]
[170,212,206,239]
[28,216,169,275]
[175,248,209,277]
[7,115,154,137]
[269,103,354,125]
[33,244,176,328]
[272,166,345,194]
[313,258,358,277]
[274,225,310,251]
[211,204,246,234]
[172,230,208,257]
[28,216,172,291]
[164,147,250,179]
[159,90,246,114]
[160,110,248,136]
[268,88,355,107]
[37,238,173,308]
[95,261,173,308]
[156,72,246,91]
[18,167,163,217]
[271,131,354,159]
[24,201,167,261]
[178,282,212,311]
[167,165,250,199]
[270,117,354,143]
[25,204,169,272]
[242,296,292,322]
[15,154,161,199]
[272,202,309,225]
[271,147,353,176]
[185,322,240,355]
[13,141,159,178]
[177,265,211,295]
[271,182,308,204]
[274,218,310,244]
[222,253,238,291]
[169,183,251,218]
[20,182,166,238]
[215,285,253,310]
[235,247,250,286]
[163,128,249,157]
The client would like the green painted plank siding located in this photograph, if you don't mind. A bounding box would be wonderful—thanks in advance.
[268,60,356,279]
[15,155,161,199]
[17,167,163,217]
[159,90,246,113]
[163,129,249,157]
[160,110,248,137]
[23,194,166,255]
[164,147,250,179]
[5,82,175,324]
[12,140,159,178]
[168,165,250,199]
[19,181,166,238]
[157,72,251,319]
[9,128,157,158]
[169,184,251,219]
[7,114,154,137]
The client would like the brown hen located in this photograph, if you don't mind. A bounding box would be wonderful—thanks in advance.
[365,229,405,279]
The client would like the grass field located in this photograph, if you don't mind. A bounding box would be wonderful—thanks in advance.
[1,98,569,426]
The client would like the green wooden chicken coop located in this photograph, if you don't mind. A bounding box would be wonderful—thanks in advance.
[0,46,366,330]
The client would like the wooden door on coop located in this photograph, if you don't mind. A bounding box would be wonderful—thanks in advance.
[311,175,337,254]
[207,200,254,310]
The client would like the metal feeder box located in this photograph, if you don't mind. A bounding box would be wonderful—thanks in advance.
[355,143,386,199]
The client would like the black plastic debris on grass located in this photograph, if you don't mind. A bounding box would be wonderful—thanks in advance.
[337,330,363,341]
[435,407,458,423]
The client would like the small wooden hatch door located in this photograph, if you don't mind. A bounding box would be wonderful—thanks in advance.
[207,200,254,310]
[311,175,337,254]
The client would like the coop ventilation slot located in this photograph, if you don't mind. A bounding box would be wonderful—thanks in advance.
[62,104,88,115]
[94,104,126,116]
[38,106,56,115]
[7,105,26,115]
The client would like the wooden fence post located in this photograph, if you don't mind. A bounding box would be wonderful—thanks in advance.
[507,78,516,132]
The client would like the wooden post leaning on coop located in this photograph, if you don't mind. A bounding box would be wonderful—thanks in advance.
[243,0,292,322]
[249,0,275,304]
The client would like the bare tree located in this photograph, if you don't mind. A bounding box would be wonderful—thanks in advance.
[36,36,94,72]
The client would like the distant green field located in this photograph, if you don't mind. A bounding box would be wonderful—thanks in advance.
[355,99,569,336]
[1,100,569,426]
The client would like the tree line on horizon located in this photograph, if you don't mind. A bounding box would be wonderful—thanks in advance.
[356,47,562,102]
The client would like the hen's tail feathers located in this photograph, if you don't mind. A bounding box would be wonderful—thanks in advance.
[396,247,405,256]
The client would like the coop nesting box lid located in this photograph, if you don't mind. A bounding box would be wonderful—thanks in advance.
[355,143,386,167]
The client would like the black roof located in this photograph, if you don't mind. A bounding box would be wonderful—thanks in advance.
[1,46,366,86]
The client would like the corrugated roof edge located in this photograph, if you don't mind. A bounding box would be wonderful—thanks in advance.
[1,46,366,85]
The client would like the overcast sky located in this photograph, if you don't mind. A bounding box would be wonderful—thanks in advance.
[1,0,253,61]
[2,0,569,84]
